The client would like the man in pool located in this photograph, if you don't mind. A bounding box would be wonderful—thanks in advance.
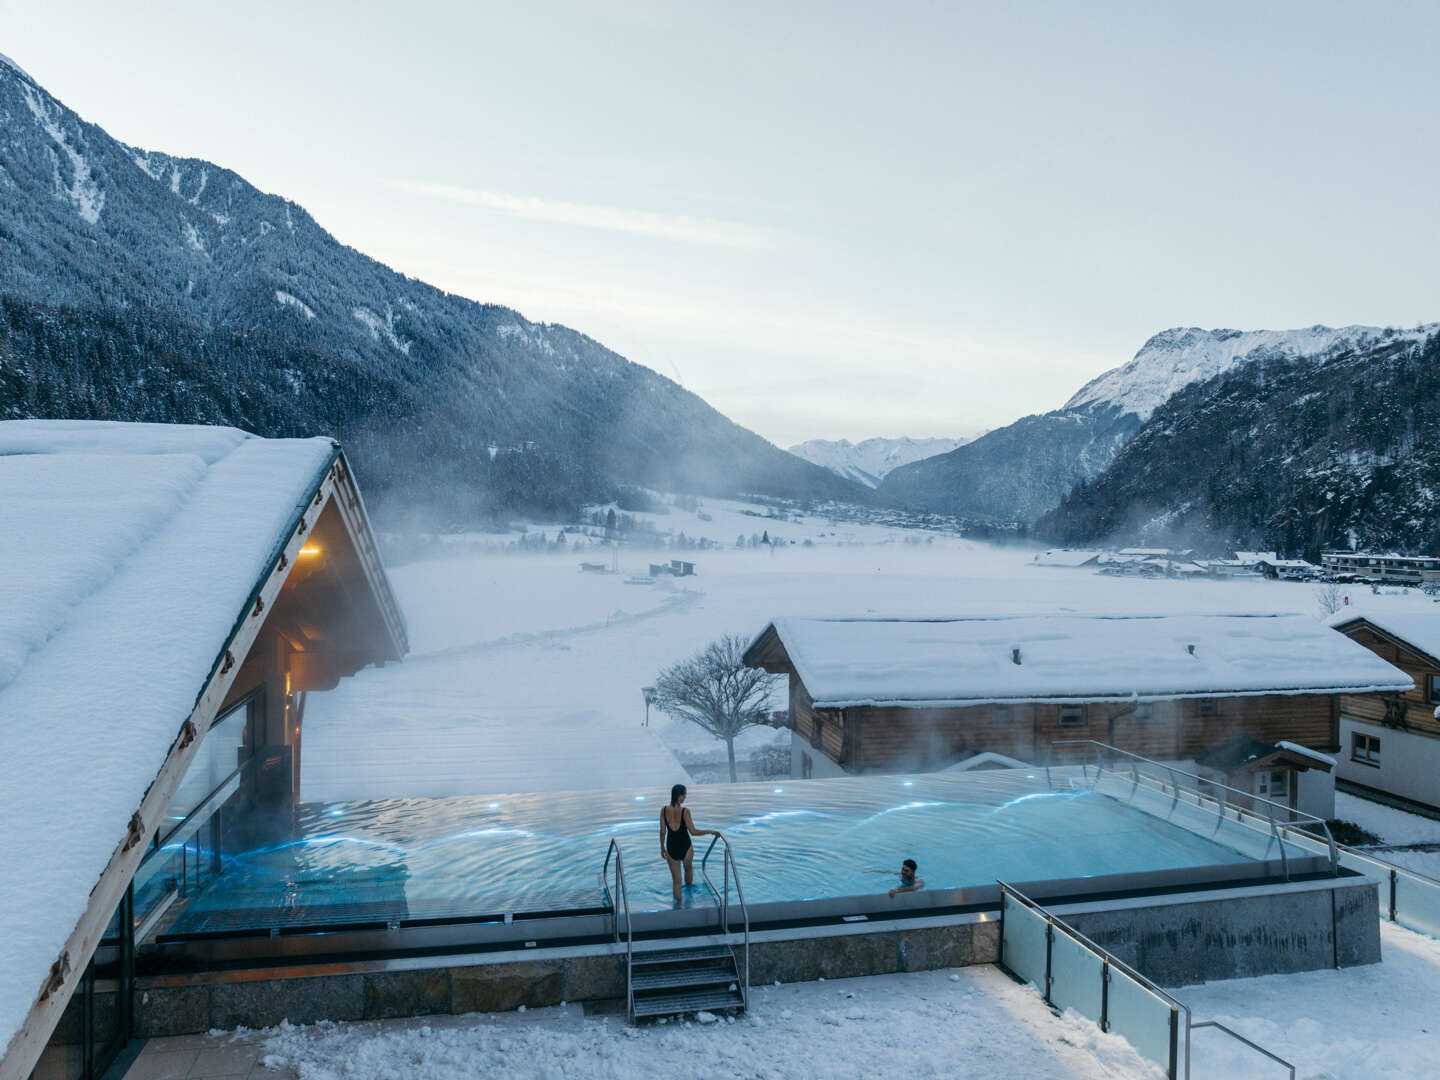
[866,858,924,899]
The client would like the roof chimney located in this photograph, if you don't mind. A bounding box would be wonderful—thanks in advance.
[1186,643,1196,656]
[1011,647,1022,665]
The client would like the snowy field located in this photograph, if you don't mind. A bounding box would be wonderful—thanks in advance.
[304,505,1440,801]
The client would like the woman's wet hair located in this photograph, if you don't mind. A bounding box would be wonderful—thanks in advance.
[670,783,687,805]
[902,858,918,873]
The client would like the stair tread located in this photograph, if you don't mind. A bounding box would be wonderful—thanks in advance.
[633,945,732,965]
[632,988,745,1017]
[633,967,737,991]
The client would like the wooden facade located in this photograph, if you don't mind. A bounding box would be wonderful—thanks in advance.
[1335,621,1440,742]
[788,669,1341,773]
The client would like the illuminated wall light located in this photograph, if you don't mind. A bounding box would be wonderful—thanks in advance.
[299,544,322,557]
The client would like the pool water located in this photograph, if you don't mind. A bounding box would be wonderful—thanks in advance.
[167,769,1263,934]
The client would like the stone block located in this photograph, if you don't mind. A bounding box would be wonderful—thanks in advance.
[450,961,563,1014]
[899,924,999,972]
[749,932,899,985]
[210,975,364,1030]
[362,970,451,1020]
[1333,881,1381,968]
[562,955,625,1002]
[135,985,211,1038]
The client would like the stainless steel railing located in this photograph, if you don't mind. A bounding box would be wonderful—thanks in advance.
[700,832,750,1008]
[1050,739,1339,875]
[601,839,634,1022]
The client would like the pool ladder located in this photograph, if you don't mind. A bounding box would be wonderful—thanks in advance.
[602,835,750,1023]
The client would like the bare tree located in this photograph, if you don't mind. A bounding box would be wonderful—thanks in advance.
[653,634,781,782]
[1315,582,1345,616]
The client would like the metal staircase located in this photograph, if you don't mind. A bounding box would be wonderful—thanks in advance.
[603,833,750,1023]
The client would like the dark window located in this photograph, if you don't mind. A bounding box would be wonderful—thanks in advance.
[1197,698,1217,717]
[1429,675,1440,704]
[1351,732,1381,765]
[1060,704,1085,727]
[801,752,813,779]
[993,704,1012,723]
[1133,702,1153,721]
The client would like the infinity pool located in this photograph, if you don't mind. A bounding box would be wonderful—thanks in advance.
[163,769,1271,936]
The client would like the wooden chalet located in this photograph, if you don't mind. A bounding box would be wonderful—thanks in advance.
[741,615,1412,789]
[1331,614,1440,811]
[0,422,407,1080]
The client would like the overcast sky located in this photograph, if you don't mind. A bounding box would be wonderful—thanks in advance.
[3,1,1438,445]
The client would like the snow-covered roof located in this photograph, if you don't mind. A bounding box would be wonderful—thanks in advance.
[0,421,340,1058]
[744,613,1413,709]
[1331,612,1440,665]
[1277,741,1337,768]
[1031,549,1102,567]
[1233,551,1278,564]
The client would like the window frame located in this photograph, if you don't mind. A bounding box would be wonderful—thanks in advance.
[1059,704,1085,728]
[1351,731,1381,766]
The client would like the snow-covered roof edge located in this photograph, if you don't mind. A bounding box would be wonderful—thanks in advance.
[1277,741,1337,768]
[745,613,1414,710]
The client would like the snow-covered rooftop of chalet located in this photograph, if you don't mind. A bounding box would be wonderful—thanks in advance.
[751,613,1413,709]
[1331,611,1440,665]
[1031,549,1102,567]
[0,420,337,1056]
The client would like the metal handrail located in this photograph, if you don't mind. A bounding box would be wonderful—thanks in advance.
[601,839,634,1022]
[1051,740,1339,874]
[1191,1020,1296,1079]
[700,832,751,1008]
[1000,881,1296,1080]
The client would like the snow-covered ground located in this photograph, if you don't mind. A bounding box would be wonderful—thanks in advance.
[1179,921,1440,1078]
[126,920,1440,1080]
[236,966,1160,1080]
[303,515,1440,802]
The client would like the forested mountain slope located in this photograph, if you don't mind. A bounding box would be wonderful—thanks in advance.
[0,56,864,521]
[1036,329,1440,556]
[880,325,1434,523]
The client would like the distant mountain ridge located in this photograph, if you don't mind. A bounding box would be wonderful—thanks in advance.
[787,435,970,488]
[0,58,866,521]
[880,323,1437,522]
[1037,327,1440,556]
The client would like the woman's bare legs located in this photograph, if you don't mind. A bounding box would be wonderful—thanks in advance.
[665,854,683,902]
[683,848,695,888]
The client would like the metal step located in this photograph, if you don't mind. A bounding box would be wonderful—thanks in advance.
[633,945,732,967]
[631,987,745,1018]
[632,966,738,992]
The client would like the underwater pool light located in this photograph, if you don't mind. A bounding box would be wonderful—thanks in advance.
[327,807,345,817]
[902,780,915,787]
[634,794,647,801]
[772,787,784,794]
[487,802,500,810]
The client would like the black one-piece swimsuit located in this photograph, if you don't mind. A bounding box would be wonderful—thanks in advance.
[662,807,691,860]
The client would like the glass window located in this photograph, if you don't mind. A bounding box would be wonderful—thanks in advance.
[1060,704,1085,727]
[993,704,1012,723]
[1197,698,1217,717]
[1429,675,1440,704]
[159,699,253,840]
[1133,703,1153,721]
[1352,732,1381,765]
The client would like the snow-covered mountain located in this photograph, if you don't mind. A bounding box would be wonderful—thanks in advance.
[1065,325,1438,420]
[1039,327,1440,555]
[881,324,1438,522]
[787,436,971,488]
[0,58,867,520]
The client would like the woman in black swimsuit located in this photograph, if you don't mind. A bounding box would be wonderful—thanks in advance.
[659,783,715,903]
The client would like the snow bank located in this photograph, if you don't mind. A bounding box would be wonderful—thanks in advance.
[0,421,335,1056]
[756,613,1413,708]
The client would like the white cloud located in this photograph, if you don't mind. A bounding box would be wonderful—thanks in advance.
[388,181,783,250]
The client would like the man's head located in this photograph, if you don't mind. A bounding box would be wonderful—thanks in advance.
[901,858,918,882]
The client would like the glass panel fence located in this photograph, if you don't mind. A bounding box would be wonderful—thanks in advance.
[1106,964,1177,1074]
[1001,892,1051,990]
[1393,871,1440,938]
[159,699,252,840]
[1048,927,1103,1023]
